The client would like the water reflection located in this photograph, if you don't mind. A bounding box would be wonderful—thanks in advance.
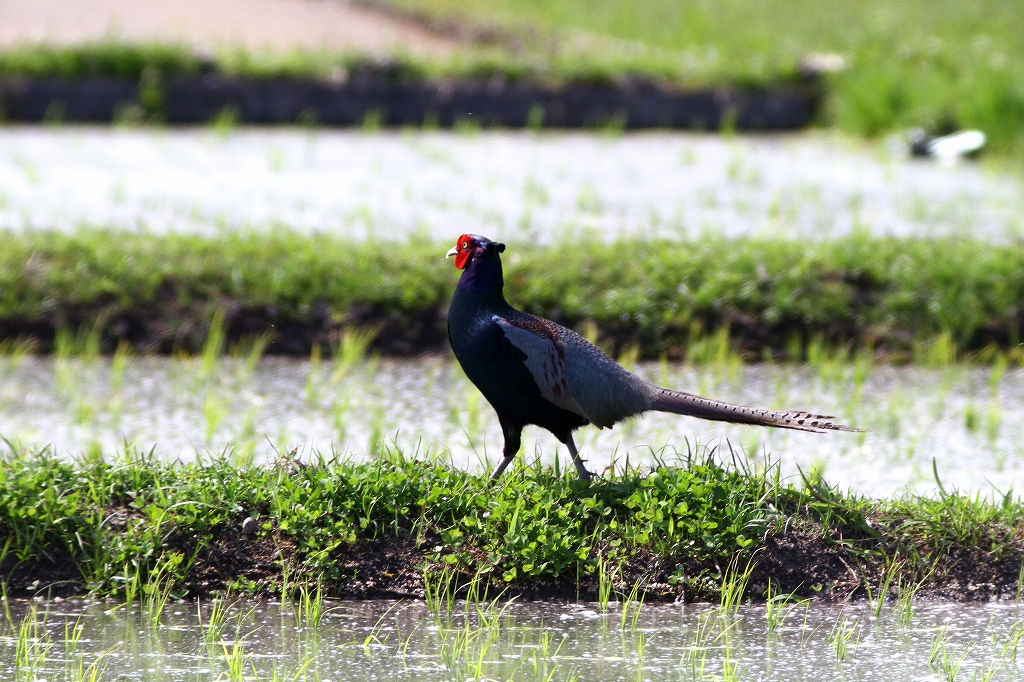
[0,597,1022,681]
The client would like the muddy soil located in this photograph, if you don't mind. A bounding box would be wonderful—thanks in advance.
[4,517,1021,603]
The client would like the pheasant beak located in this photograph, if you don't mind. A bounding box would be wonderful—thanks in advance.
[445,246,459,259]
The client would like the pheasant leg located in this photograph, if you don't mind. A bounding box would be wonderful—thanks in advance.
[491,422,523,480]
[565,434,594,481]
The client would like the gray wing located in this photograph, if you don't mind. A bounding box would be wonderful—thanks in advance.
[493,315,654,428]
[492,315,586,416]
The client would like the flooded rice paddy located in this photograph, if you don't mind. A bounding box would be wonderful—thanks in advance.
[0,352,1021,498]
[3,596,1024,681]
[0,127,1022,241]
[2,126,1023,678]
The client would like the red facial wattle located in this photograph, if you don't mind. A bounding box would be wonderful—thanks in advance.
[453,235,473,269]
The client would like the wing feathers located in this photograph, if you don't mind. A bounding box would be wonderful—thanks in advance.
[493,316,585,417]
[494,314,858,434]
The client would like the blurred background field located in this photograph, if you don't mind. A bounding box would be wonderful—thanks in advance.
[1,0,1022,155]
[386,0,1024,154]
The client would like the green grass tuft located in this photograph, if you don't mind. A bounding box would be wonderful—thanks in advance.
[0,229,1021,359]
[0,444,1021,602]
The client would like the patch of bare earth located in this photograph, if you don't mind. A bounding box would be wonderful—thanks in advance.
[0,0,460,56]
[4,519,1023,602]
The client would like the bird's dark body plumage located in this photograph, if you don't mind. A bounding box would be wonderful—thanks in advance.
[448,286,588,442]
[446,234,854,480]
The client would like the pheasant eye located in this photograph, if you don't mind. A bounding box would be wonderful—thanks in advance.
[462,241,469,249]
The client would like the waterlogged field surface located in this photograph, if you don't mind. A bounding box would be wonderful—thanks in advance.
[0,128,1022,241]
[1,354,1022,498]
[3,597,1024,681]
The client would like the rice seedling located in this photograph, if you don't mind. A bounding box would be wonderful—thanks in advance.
[0,338,33,370]
[894,574,924,627]
[142,552,184,627]
[63,618,109,682]
[221,635,251,682]
[686,324,741,384]
[916,333,958,369]
[721,640,739,682]
[202,392,228,444]
[359,108,383,132]
[437,617,484,677]
[596,554,614,613]
[199,595,232,647]
[851,345,874,391]
[1000,619,1024,661]
[331,325,379,382]
[827,615,857,661]
[277,549,295,613]
[210,105,239,139]
[473,598,512,647]
[633,631,645,681]
[933,640,975,682]
[267,657,315,682]
[988,350,1009,397]
[109,340,131,391]
[360,606,396,652]
[232,404,261,468]
[463,383,484,445]
[616,342,642,372]
[865,560,902,617]
[231,331,273,380]
[119,561,142,608]
[295,580,326,630]
[680,610,718,680]
[304,344,324,407]
[806,335,851,385]
[985,401,1002,443]
[368,402,388,458]
[764,579,802,632]
[424,566,457,617]
[930,624,952,665]
[965,401,980,433]
[973,661,1000,682]
[521,628,570,682]
[453,115,482,137]
[330,390,353,447]
[14,604,51,682]
[618,577,644,631]
[73,398,95,426]
[199,310,227,380]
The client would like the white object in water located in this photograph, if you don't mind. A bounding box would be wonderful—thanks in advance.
[912,129,987,164]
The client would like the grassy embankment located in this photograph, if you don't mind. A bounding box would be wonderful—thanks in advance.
[0,445,1021,603]
[0,229,1022,361]
[2,0,1023,156]
[387,0,1024,157]
[1,229,1022,602]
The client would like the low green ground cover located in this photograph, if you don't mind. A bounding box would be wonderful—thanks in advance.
[0,446,1020,602]
[388,0,1024,155]
[0,229,1022,360]
[0,42,528,83]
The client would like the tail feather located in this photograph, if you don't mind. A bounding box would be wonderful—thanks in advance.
[650,388,857,433]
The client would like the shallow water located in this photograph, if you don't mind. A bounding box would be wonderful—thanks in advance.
[2,597,1023,681]
[0,127,1021,241]
[1,355,1022,498]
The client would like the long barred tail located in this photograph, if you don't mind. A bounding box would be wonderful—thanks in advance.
[650,388,857,433]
